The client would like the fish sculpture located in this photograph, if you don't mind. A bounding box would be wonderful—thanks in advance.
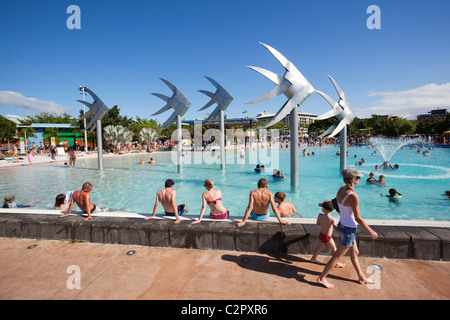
[198,76,233,121]
[315,74,356,137]
[151,78,191,129]
[247,42,315,128]
[77,88,110,132]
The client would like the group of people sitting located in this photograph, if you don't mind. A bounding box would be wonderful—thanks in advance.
[55,178,300,224]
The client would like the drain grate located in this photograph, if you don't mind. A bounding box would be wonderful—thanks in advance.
[126,250,136,256]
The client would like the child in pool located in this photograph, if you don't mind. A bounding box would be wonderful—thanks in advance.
[380,188,403,199]
[54,194,69,211]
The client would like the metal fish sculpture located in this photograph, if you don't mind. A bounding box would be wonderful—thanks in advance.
[315,74,356,137]
[77,88,110,132]
[198,76,233,121]
[151,78,192,129]
[247,42,315,128]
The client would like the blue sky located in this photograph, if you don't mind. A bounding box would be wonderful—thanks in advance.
[1,0,449,123]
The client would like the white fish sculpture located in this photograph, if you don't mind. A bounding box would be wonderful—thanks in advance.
[247,42,315,128]
[151,78,191,129]
[198,76,233,121]
[77,88,110,132]
[315,74,356,137]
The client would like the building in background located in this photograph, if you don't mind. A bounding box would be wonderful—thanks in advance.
[17,123,82,148]
[417,108,447,119]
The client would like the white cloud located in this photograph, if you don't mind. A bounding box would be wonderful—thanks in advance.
[0,90,73,115]
[4,114,27,124]
[354,83,450,120]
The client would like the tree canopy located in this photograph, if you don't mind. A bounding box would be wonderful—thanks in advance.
[309,113,448,137]
[6,107,448,146]
[0,115,17,142]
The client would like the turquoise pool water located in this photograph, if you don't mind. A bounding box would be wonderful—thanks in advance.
[1,145,449,221]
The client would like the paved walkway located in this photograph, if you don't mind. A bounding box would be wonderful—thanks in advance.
[0,238,449,300]
[0,151,123,168]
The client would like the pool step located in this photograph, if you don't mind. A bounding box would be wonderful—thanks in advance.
[0,212,449,261]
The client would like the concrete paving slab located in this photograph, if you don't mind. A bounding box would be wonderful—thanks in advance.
[0,238,449,301]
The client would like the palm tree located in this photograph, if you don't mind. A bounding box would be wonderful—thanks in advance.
[139,128,159,145]
[103,125,133,147]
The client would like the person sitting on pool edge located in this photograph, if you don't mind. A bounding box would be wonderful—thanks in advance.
[192,179,229,224]
[60,182,115,221]
[145,179,186,224]
[237,178,290,227]
[274,191,299,217]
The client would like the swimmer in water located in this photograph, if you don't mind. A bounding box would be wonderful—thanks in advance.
[380,188,403,199]
[366,172,377,184]
[273,169,285,179]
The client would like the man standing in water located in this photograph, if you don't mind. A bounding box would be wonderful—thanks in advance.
[145,179,185,224]
[67,147,77,168]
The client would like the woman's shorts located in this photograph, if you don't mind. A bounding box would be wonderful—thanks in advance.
[338,222,357,247]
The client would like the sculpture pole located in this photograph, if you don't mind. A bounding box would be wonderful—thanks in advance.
[315,74,356,174]
[198,76,233,171]
[219,109,225,170]
[77,87,109,171]
[247,43,315,188]
[340,125,347,172]
[96,119,103,171]
[151,78,191,174]
[290,108,299,188]
[176,114,183,173]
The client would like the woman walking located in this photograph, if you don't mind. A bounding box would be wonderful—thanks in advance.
[317,168,378,289]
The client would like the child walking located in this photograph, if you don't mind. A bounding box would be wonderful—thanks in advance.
[27,150,33,165]
[310,200,344,268]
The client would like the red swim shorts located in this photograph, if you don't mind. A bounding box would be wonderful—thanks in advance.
[319,232,332,244]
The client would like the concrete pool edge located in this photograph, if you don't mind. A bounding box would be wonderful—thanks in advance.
[0,209,449,261]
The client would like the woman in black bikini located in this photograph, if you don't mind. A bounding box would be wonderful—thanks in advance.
[192,179,229,224]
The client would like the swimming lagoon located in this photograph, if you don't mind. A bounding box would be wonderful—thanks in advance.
[1,145,449,221]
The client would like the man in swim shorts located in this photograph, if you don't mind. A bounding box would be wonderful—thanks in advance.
[237,178,290,227]
[145,179,185,224]
[60,182,111,221]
